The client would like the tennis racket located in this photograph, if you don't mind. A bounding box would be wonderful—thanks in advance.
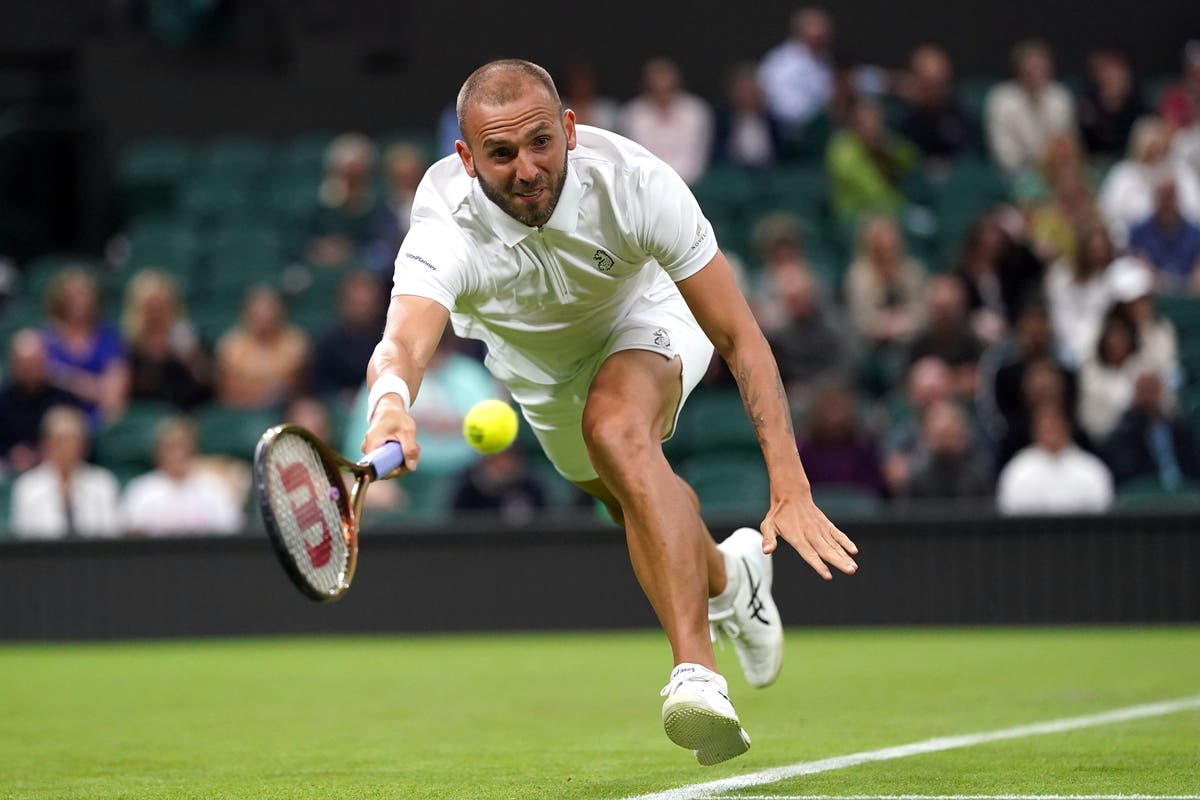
[253,424,405,602]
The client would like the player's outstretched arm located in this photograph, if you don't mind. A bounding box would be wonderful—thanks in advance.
[361,294,450,471]
[676,251,859,580]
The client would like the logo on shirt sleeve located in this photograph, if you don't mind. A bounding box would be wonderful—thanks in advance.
[405,252,438,271]
[592,249,615,272]
[689,223,710,252]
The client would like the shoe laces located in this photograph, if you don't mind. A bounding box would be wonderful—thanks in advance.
[660,666,716,698]
[709,606,739,649]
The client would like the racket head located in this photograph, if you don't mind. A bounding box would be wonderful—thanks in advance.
[254,424,367,602]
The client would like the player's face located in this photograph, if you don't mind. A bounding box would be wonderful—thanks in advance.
[458,89,577,228]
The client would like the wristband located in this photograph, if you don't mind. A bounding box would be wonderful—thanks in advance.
[367,374,411,424]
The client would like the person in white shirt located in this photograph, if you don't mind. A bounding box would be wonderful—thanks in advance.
[120,416,242,536]
[757,7,834,132]
[1044,224,1119,367]
[10,405,120,539]
[1097,116,1200,246]
[985,39,1077,175]
[997,402,1113,514]
[362,60,857,765]
[1076,305,1161,443]
[619,57,713,185]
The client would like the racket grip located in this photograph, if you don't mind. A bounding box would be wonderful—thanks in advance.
[363,441,405,479]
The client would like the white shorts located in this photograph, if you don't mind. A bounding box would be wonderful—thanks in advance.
[504,293,714,483]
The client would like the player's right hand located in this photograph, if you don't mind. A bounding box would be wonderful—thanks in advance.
[361,395,421,473]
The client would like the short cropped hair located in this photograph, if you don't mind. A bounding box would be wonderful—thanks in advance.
[456,59,561,140]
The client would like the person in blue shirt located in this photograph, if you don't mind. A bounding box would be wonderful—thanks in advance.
[1129,179,1200,292]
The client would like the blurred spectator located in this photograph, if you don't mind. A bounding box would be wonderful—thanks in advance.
[0,330,80,473]
[1076,48,1144,157]
[215,286,309,409]
[844,215,927,347]
[1098,116,1200,246]
[955,212,1046,335]
[985,39,1077,175]
[311,270,387,400]
[366,143,428,274]
[906,275,985,398]
[452,448,547,525]
[757,7,835,133]
[1159,40,1200,130]
[1128,179,1200,291]
[121,270,210,410]
[987,301,1078,447]
[881,356,987,493]
[343,335,495,476]
[750,213,815,331]
[120,416,242,536]
[896,44,973,163]
[996,356,1086,466]
[765,266,855,411]
[436,104,459,158]
[560,62,620,131]
[1101,371,1200,488]
[1110,259,1180,383]
[620,57,713,184]
[826,99,917,220]
[712,63,783,169]
[10,406,120,539]
[996,402,1113,514]
[1028,142,1098,263]
[795,386,883,496]
[308,133,378,266]
[901,399,993,502]
[1077,304,1158,442]
[42,267,128,424]
[1045,222,1118,367]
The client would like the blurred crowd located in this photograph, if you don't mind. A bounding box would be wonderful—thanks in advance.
[2,8,1200,537]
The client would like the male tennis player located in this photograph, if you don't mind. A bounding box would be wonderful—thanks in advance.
[362,59,858,765]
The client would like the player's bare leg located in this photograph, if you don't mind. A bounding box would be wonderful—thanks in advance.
[577,349,721,669]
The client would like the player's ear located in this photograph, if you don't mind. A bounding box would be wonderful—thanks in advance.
[455,140,476,178]
[562,108,577,151]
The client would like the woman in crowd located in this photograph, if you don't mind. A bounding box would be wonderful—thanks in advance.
[215,286,309,409]
[1044,222,1118,367]
[121,269,210,410]
[844,214,927,349]
[1077,304,1159,442]
[41,267,128,424]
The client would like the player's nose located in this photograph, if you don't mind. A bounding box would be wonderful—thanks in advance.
[514,151,539,184]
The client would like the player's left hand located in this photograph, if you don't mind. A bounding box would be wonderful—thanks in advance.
[761,490,859,581]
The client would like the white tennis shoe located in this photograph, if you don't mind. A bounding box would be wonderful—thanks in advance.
[709,527,784,688]
[660,662,751,765]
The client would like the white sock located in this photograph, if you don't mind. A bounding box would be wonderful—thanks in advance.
[708,549,743,614]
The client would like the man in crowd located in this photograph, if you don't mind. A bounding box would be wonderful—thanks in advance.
[997,402,1113,514]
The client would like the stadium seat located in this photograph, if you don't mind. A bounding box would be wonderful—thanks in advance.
[95,401,176,474]
[199,227,287,302]
[955,77,996,129]
[1113,476,1200,511]
[195,404,279,462]
[119,219,201,292]
[178,174,257,226]
[116,138,196,219]
[0,474,12,537]
[679,452,770,516]
[0,298,43,345]
[277,134,334,182]
[264,173,320,229]
[1157,296,1200,337]
[1139,75,1174,112]
[691,166,757,222]
[672,390,760,459]
[199,136,276,183]
[811,486,883,521]
[762,165,828,218]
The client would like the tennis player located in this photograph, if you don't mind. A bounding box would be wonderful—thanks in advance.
[362,59,858,765]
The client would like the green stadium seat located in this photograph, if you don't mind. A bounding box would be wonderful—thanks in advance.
[1113,476,1200,511]
[0,474,12,537]
[117,138,196,219]
[0,297,43,346]
[178,175,257,226]
[200,227,287,302]
[195,404,279,462]
[762,165,828,217]
[277,134,334,182]
[811,486,883,521]
[691,166,757,222]
[1139,75,1174,112]
[120,220,201,292]
[1157,296,1200,338]
[94,401,176,474]
[679,453,770,516]
[672,390,759,459]
[189,300,243,350]
[199,136,275,182]
[264,174,320,229]
[956,77,997,128]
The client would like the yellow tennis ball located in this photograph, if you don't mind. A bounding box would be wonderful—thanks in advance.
[463,399,519,454]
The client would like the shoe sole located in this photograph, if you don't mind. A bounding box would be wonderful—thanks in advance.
[663,703,752,765]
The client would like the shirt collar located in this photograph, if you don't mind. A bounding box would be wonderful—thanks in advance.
[475,161,583,247]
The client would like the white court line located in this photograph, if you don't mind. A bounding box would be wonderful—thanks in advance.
[713,796,1200,800]
[623,695,1200,800]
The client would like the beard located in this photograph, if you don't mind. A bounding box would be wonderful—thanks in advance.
[477,149,569,228]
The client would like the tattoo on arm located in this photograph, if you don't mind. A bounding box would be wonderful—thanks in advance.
[736,358,794,448]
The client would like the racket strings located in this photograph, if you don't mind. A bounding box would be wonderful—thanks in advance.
[264,433,351,595]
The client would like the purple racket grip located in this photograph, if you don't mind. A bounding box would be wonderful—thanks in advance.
[363,441,405,479]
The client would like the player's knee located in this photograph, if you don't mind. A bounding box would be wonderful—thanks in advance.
[581,402,658,466]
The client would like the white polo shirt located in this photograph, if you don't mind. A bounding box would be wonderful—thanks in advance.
[391,125,719,387]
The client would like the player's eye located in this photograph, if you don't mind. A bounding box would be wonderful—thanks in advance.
[532,136,550,148]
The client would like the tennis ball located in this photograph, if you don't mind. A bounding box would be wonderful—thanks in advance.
[463,399,519,454]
